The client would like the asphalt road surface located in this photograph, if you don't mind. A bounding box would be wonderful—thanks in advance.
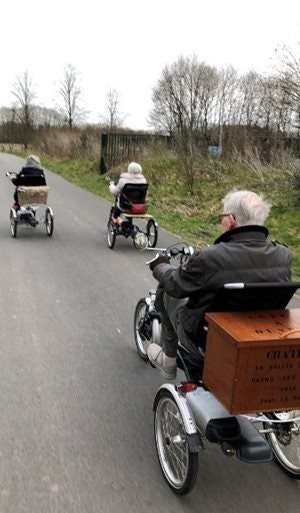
[0,153,299,513]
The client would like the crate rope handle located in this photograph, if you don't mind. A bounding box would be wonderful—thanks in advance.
[280,328,300,339]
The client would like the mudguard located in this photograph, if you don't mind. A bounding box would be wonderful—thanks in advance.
[153,384,202,453]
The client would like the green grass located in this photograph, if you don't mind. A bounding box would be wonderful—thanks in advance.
[14,151,300,280]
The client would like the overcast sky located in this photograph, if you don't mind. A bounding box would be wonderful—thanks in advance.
[1,0,300,129]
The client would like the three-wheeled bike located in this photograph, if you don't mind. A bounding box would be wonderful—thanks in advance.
[107,182,158,249]
[6,172,54,238]
[134,243,300,494]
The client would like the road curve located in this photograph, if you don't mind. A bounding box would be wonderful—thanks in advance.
[0,153,299,513]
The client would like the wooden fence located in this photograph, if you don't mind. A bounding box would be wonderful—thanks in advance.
[99,132,169,174]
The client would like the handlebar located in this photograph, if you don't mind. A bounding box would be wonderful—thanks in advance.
[6,171,16,179]
[146,243,194,265]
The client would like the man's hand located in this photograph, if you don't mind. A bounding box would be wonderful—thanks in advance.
[149,255,170,271]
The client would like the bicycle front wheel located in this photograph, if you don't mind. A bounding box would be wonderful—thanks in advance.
[134,299,152,360]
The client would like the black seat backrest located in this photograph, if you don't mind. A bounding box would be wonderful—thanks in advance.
[207,282,300,313]
[119,183,148,208]
[17,167,46,187]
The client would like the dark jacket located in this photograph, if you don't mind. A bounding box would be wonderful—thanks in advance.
[152,225,293,345]
[12,166,46,187]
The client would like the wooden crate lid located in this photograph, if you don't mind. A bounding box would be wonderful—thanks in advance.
[205,309,300,343]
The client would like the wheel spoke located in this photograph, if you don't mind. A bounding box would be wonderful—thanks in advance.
[155,393,198,493]
[266,411,300,476]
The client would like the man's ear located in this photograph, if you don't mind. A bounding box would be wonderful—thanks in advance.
[228,214,237,229]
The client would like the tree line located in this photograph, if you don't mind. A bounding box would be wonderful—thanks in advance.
[1,45,300,166]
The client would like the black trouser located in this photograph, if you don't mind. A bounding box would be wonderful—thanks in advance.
[155,285,204,379]
[113,203,122,218]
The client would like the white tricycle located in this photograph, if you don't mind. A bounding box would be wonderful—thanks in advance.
[6,171,54,238]
[134,243,300,494]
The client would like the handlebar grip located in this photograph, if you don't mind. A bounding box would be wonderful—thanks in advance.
[146,253,160,265]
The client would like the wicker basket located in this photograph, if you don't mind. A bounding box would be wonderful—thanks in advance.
[18,186,50,206]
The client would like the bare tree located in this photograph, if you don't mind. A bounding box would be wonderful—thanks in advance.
[274,45,300,133]
[58,64,83,129]
[150,56,221,192]
[237,71,264,127]
[11,71,36,149]
[102,88,125,129]
[213,65,239,149]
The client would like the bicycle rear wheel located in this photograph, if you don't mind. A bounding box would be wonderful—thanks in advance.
[107,219,116,249]
[154,390,198,494]
[146,219,158,248]
[10,209,18,238]
[264,411,300,478]
[45,207,54,236]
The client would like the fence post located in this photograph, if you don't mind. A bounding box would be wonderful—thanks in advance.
[99,133,108,174]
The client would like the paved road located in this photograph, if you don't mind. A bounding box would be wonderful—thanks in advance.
[0,153,299,513]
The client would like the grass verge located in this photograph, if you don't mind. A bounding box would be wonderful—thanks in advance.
[4,148,300,280]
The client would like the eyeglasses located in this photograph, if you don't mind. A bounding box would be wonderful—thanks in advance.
[218,213,235,223]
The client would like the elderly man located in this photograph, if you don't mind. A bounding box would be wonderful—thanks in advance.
[147,190,293,380]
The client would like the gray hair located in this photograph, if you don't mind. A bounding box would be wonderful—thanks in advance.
[127,162,142,175]
[26,154,41,167]
[222,190,271,226]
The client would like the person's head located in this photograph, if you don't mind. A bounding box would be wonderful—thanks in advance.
[25,154,41,167]
[127,162,143,175]
[219,190,271,233]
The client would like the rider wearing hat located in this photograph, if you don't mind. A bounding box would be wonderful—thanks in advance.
[12,155,47,210]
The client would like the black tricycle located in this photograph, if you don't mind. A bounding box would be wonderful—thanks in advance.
[107,182,158,250]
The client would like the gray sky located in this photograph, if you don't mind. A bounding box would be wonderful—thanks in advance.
[1,0,300,129]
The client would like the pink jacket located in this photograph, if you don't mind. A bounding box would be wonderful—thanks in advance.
[109,172,147,197]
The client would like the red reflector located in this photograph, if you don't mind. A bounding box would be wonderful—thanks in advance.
[177,382,197,393]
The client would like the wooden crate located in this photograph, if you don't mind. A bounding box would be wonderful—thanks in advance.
[18,186,50,206]
[203,309,300,414]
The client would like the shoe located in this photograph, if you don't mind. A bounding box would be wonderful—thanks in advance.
[29,217,38,227]
[112,217,122,225]
[147,343,177,380]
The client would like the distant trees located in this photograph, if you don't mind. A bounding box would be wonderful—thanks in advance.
[11,71,36,149]
[150,49,300,172]
[58,64,83,129]
[2,46,300,167]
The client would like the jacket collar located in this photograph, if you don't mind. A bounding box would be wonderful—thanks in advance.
[214,225,269,245]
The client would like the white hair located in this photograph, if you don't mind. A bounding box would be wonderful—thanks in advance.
[222,190,271,226]
[127,162,142,175]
